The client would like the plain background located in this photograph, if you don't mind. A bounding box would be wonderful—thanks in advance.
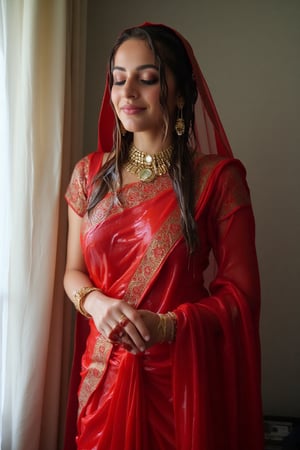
[82,0,300,417]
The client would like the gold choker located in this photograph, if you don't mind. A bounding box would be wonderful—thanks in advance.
[125,144,173,182]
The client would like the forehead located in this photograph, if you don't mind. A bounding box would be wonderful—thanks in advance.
[113,38,156,68]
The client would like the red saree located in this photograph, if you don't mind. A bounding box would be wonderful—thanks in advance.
[64,151,264,449]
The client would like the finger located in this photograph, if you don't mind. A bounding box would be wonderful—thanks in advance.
[109,309,148,351]
[107,310,130,337]
[122,309,150,342]
[120,334,140,354]
[121,321,147,353]
[118,314,130,328]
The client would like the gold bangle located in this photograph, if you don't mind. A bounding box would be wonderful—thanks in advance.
[72,286,101,319]
[157,314,167,343]
[166,311,177,343]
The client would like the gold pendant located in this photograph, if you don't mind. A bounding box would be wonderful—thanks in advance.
[139,168,155,182]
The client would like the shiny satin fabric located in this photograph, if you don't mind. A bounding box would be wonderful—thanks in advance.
[64,152,264,449]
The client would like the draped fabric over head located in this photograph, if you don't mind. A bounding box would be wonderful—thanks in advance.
[97,22,233,158]
[64,23,264,450]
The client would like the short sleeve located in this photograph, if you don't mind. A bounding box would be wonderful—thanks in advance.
[65,156,90,217]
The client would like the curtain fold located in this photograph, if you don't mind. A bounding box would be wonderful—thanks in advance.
[0,1,87,449]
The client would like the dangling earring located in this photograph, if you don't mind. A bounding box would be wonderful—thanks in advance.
[120,122,127,136]
[175,98,185,136]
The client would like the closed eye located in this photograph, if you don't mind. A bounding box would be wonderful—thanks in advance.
[113,78,159,86]
[112,64,159,87]
[141,78,159,85]
[113,80,126,86]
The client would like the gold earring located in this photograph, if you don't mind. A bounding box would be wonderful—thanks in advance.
[175,98,185,136]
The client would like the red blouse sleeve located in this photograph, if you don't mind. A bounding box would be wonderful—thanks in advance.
[65,156,90,217]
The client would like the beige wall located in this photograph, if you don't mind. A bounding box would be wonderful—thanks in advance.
[83,0,300,417]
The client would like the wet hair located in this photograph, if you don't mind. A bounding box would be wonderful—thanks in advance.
[88,24,199,252]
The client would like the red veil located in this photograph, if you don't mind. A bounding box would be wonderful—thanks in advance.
[64,23,264,450]
[97,22,233,158]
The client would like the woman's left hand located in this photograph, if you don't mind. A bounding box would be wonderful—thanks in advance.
[116,310,171,353]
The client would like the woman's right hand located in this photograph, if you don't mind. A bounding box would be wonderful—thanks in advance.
[84,291,150,354]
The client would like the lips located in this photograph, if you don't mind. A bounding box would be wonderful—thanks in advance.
[121,105,145,114]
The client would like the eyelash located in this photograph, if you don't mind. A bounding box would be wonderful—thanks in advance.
[142,79,159,85]
[113,78,159,86]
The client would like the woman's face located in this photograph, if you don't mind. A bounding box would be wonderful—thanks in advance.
[110,38,177,138]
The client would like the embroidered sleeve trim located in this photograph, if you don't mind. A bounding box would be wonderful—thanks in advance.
[65,156,90,217]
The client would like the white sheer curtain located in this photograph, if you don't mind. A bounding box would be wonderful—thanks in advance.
[0,1,86,449]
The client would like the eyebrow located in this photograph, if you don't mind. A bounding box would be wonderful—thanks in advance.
[112,64,159,72]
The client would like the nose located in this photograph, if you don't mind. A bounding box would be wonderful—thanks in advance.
[122,78,138,98]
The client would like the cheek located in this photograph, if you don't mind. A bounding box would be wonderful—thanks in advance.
[110,90,120,117]
[146,85,161,105]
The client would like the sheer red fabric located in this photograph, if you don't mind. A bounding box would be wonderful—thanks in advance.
[63,22,264,450]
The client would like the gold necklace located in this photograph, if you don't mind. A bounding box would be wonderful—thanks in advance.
[125,143,173,182]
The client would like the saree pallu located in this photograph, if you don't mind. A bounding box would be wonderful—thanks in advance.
[64,152,264,450]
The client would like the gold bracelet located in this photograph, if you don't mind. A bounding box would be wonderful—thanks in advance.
[157,312,177,343]
[157,314,168,343]
[166,311,177,343]
[72,286,101,319]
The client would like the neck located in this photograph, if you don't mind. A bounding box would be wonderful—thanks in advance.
[133,133,173,155]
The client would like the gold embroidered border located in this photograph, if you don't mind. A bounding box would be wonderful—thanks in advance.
[86,175,172,228]
[122,155,228,307]
[123,207,182,306]
[78,334,113,416]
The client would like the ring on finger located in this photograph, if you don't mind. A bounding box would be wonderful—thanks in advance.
[118,314,129,328]
[107,314,129,342]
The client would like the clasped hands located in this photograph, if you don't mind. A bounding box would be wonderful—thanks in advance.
[84,293,174,354]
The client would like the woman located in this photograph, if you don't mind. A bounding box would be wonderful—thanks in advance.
[63,23,264,450]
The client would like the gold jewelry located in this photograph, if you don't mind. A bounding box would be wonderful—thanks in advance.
[166,311,177,342]
[118,314,129,328]
[72,286,101,318]
[157,312,177,343]
[125,143,173,183]
[157,314,168,343]
[175,98,185,136]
